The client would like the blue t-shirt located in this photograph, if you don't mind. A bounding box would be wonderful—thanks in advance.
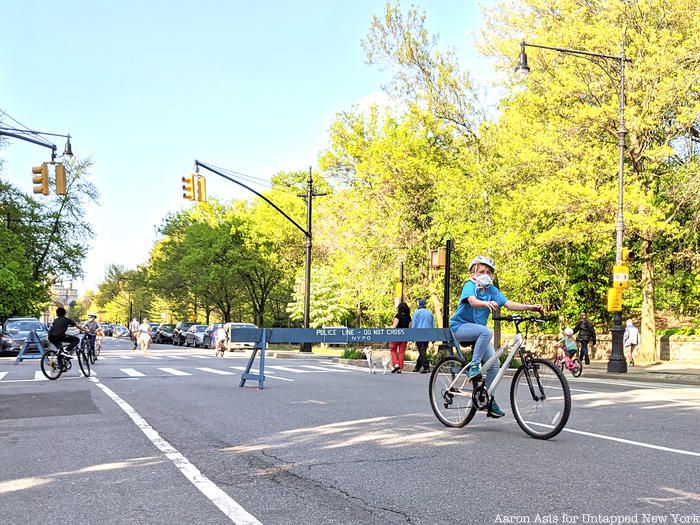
[412,307,434,329]
[449,280,507,329]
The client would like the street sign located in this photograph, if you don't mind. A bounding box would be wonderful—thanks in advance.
[607,287,623,312]
[613,265,630,289]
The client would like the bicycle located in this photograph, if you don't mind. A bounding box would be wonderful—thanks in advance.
[429,314,571,440]
[553,350,582,378]
[40,333,91,380]
[85,333,99,365]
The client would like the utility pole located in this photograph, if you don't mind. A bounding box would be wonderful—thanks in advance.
[302,167,313,352]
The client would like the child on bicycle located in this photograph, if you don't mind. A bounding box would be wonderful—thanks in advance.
[555,327,578,364]
[450,256,543,418]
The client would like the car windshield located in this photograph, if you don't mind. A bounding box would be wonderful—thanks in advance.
[232,323,256,329]
[196,326,207,332]
[6,320,43,332]
[161,324,175,330]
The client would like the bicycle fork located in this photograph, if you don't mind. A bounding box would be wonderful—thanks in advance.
[522,361,546,401]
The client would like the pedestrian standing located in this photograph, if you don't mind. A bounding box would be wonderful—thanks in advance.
[129,318,139,350]
[412,298,434,373]
[623,319,640,366]
[573,311,596,366]
[389,302,412,374]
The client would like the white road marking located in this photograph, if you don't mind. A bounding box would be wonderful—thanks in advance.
[89,377,262,524]
[144,356,163,360]
[300,365,352,373]
[0,372,7,380]
[163,355,186,359]
[196,367,235,375]
[527,421,700,457]
[229,366,295,382]
[159,368,192,376]
[267,365,311,374]
[34,371,47,381]
[121,368,145,377]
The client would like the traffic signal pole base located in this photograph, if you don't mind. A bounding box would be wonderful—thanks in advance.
[300,342,312,353]
[607,312,627,373]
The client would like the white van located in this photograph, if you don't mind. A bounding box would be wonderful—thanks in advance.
[224,322,258,351]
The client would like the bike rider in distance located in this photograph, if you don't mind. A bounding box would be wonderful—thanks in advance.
[48,307,88,354]
[83,313,100,360]
[450,255,543,419]
[554,327,577,365]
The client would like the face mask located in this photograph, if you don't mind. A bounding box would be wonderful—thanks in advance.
[474,274,493,288]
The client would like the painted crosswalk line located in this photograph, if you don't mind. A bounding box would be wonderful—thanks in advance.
[121,368,145,377]
[34,371,47,381]
[159,368,192,376]
[228,366,295,382]
[300,364,352,373]
[267,365,313,374]
[196,367,235,375]
[0,372,7,380]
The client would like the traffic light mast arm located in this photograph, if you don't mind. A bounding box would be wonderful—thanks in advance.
[0,130,58,159]
[194,160,310,238]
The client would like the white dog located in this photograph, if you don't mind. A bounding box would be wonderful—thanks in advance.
[362,346,392,375]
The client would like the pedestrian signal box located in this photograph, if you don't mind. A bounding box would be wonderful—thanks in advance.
[55,163,67,195]
[606,287,623,312]
[195,175,207,202]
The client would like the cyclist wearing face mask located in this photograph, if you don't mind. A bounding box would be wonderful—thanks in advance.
[450,256,543,418]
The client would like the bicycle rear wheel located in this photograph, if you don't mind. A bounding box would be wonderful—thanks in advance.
[510,358,570,440]
[429,356,476,428]
[95,341,101,356]
[77,349,91,377]
[40,350,63,380]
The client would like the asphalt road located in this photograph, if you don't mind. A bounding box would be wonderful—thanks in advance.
[1,337,698,524]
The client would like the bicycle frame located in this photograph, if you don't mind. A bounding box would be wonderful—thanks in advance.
[446,333,523,396]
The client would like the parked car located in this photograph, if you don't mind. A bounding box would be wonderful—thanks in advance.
[224,322,258,351]
[173,321,192,346]
[202,323,224,348]
[100,323,113,337]
[1,317,49,354]
[112,325,129,338]
[184,324,207,347]
[154,323,175,344]
[148,322,160,338]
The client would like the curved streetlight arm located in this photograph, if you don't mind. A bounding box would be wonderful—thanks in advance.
[521,41,632,63]
[0,128,73,161]
[194,160,310,239]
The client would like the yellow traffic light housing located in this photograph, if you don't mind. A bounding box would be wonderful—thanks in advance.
[195,175,207,202]
[182,174,195,200]
[621,247,632,263]
[32,163,49,195]
[55,163,67,195]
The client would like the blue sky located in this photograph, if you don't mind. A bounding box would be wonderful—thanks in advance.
[1,0,494,293]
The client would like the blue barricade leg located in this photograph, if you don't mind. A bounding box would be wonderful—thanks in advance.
[239,329,266,389]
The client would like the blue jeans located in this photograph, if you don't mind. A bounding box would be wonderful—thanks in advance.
[452,323,498,389]
[579,340,591,365]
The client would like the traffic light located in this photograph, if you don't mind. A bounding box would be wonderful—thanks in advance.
[195,175,207,202]
[55,163,67,195]
[32,163,49,195]
[182,174,195,200]
[621,247,632,263]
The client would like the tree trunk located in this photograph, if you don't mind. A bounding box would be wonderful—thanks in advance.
[638,237,657,363]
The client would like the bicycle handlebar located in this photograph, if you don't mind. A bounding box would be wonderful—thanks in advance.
[492,313,548,323]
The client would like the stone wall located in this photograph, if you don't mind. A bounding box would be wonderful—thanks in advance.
[510,334,700,363]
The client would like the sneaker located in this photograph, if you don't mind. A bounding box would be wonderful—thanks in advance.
[421,366,430,374]
[487,399,506,418]
[391,365,400,374]
[467,364,482,380]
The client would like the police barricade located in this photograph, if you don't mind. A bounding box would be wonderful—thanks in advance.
[230,327,457,389]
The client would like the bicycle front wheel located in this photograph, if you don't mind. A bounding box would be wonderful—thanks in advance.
[510,358,571,440]
[429,356,476,428]
[77,350,91,377]
[41,350,63,380]
[95,342,101,356]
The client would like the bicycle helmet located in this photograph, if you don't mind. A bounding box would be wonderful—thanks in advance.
[564,327,574,336]
[469,255,496,272]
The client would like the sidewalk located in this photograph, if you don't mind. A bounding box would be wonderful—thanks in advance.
[581,359,700,385]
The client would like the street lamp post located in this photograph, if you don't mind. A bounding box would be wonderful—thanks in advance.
[516,40,632,373]
[194,161,319,351]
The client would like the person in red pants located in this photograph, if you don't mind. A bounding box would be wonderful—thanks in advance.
[389,302,412,373]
